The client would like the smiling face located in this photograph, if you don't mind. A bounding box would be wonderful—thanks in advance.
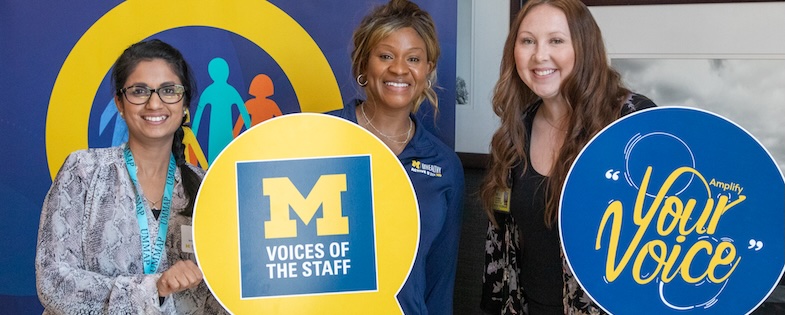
[514,4,575,104]
[116,59,185,147]
[364,27,433,112]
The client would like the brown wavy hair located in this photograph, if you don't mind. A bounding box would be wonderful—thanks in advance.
[479,0,629,227]
[351,0,440,113]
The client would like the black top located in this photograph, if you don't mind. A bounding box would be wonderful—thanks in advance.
[510,101,564,315]
[509,94,656,315]
[152,208,162,220]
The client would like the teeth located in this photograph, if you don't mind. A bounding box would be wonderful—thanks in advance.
[386,82,409,87]
[144,116,167,122]
[535,69,555,76]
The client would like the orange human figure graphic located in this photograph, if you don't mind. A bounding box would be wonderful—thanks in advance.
[182,111,208,170]
[233,74,282,137]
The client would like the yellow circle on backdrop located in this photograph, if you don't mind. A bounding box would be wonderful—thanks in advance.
[46,0,343,179]
[193,114,419,314]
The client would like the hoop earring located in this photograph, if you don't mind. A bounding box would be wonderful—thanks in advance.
[356,74,368,87]
[427,79,432,89]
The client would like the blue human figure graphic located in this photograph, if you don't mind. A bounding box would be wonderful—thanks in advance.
[191,57,252,164]
[98,98,128,146]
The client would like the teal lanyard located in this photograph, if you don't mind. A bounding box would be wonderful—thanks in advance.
[123,145,176,274]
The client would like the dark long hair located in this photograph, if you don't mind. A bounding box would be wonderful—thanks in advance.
[479,0,630,227]
[112,39,201,216]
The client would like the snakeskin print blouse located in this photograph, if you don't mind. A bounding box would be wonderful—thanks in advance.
[35,145,227,314]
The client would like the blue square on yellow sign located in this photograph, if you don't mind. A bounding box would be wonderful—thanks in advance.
[236,155,376,298]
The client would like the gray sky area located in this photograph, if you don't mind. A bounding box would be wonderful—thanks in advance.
[612,58,785,171]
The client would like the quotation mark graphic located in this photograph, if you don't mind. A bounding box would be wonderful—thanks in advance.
[605,169,620,181]
[748,239,764,251]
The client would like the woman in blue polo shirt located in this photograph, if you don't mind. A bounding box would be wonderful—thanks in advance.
[328,0,464,314]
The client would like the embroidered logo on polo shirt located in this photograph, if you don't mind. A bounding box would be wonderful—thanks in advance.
[411,160,442,177]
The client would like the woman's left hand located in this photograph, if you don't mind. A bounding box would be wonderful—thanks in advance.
[156,260,203,297]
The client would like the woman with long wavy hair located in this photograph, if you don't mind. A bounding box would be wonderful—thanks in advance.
[479,0,655,314]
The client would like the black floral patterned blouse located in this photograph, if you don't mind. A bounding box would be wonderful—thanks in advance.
[482,94,656,315]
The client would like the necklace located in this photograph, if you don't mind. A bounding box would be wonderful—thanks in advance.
[540,114,565,130]
[144,196,162,210]
[360,103,413,145]
[538,105,568,132]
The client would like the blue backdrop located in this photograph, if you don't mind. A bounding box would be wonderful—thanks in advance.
[0,1,456,312]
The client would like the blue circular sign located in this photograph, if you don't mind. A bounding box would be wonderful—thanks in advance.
[561,107,785,314]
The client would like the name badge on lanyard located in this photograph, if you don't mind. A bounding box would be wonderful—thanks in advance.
[181,225,194,254]
[493,170,513,213]
[493,188,511,213]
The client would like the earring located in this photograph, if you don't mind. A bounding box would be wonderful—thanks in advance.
[427,79,432,89]
[356,74,368,87]
[119,111,124,117]
[183,109,187,117]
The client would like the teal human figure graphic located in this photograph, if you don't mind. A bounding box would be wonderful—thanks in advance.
[99,98,128,146]
[191,57,252,164]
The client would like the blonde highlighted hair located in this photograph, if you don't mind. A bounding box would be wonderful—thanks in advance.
[351,0,440,113]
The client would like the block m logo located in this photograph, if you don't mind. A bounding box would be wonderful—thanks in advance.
[263,174,349,238]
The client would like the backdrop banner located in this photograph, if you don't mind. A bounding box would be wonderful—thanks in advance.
[0,1,456,312]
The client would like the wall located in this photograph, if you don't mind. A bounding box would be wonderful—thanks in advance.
[455,1,785,154]
[0,1,457,312]
[455,0,508,154]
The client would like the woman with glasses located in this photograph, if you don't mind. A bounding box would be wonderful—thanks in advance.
[35,39,226,314]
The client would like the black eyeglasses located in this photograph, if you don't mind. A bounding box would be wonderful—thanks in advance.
[118,84,186,105]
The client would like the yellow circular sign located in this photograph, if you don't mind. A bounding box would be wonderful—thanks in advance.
[46,0,343,179]
[193,114,418,313]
